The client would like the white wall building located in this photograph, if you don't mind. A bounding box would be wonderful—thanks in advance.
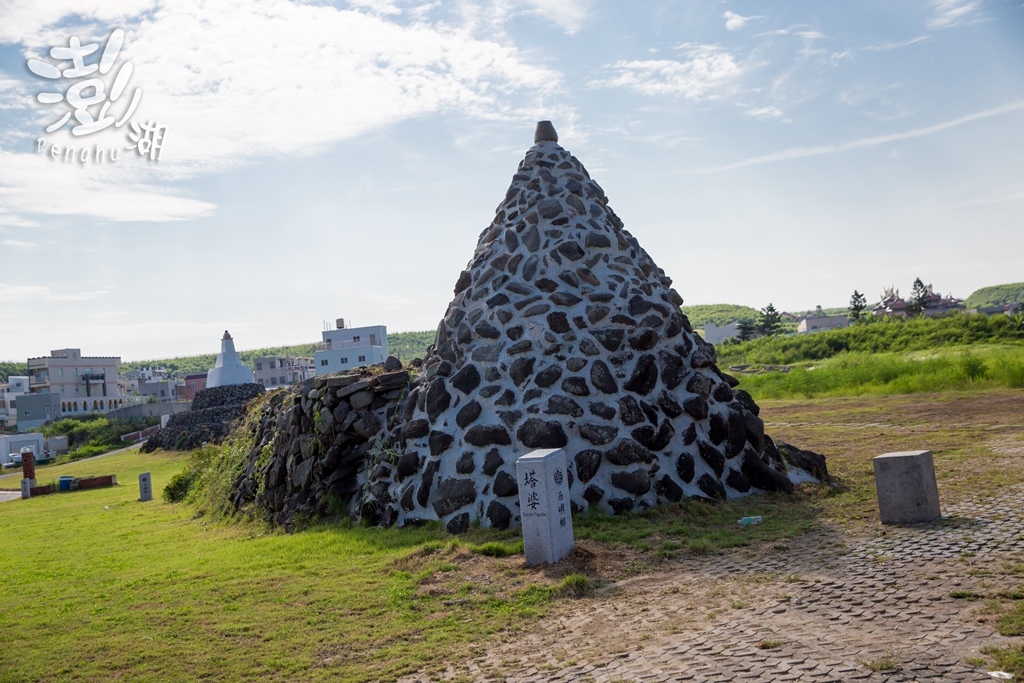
[0,376,29,431]
[703,321,741,345]
[797,315,850,334]
[314,320,388,375]
[26,349,130,416]
[207,331,256,388]
[254,356,314,388]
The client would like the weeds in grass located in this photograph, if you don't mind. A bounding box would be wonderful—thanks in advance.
[471,541,523,558]
[559,574,594,598]
[862,650,899,672]
[756,639,783,650]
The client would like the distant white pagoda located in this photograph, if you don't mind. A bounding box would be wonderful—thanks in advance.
[206,331,255,388]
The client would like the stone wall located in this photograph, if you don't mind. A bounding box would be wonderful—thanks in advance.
[142,383,264,452]
[228,366,411,530]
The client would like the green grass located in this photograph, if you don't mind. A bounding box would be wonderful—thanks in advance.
[734,345,1024,399]
[965,282,1024,309]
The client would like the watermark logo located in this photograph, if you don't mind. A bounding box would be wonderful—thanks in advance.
[28,28,167,163]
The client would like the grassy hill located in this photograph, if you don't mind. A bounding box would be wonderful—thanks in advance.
[0,361,28,383]
[120,331,436,376]
[680,304,760,328]
[965,282,1024,309]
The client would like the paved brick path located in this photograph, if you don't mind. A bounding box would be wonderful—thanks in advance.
[402,486,1024,682]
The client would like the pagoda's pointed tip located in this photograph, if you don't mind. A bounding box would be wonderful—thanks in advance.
[223,330,232,340]
[534,120,558,144]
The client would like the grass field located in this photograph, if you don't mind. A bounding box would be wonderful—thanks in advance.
[2,389,1023,682]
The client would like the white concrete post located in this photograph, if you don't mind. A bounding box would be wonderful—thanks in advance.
[20,478,31,499]
[516,448,575,566]
[139,472,153,502]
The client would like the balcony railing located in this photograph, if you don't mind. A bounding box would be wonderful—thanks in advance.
[315,339,382,352]
[30,375,48,385]
[81,373,106,383]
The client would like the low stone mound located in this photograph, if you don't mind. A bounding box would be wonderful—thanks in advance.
[228,368,411,530]
[142,383,264,452]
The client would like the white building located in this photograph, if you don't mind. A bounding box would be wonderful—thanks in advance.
[797,315,850,334]
[314,320,388,375]
[0,376,29,430]
[26,348,130,416]
[254,356,314,388]
[703,321,741,345]
[207,331,256,388]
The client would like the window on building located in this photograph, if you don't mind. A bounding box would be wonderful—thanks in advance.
[352,335,360,344]
[270,377,277,385]
[58,368,63,376]
[256,362,263,370]
[160,389,166,397]
[280,376,286,384]
[358,355,366,362]
[370,334,377,345]
[269,361,276,369]
[320,359,329,366]
[340,357,348,364]
[73,368,78,376]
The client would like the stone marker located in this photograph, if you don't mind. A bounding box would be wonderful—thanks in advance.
[516,448,574,565]
[139,472,153,502]
[21,478,31,500]
[873,450,941,524]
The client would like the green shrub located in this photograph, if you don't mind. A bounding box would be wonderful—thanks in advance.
[558,573,594,598]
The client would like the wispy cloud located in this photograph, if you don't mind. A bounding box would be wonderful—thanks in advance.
[723,11,764,32]
[519,0,591,34]
[927,0,983,29]
[744,105,785,120]
[693,100,1024,173]
[589,45,740,99]
[862,36,930,52]
[1,239,37,249]
[0,282,111,303]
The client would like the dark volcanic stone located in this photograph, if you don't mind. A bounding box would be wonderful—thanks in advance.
[495,389,516,406]
[487,500,512,530]
[611,468,651,496]
[566,358,588,372]
[608,497,634,514]
[535,278,558,293]
[727,410,747,457]
[498,409,522,429]
[655,474,683,502]
[579,338,599,356]
[493,471,519,497]
[474,322,500,339]
[396,451,421,480]
[776,441,829,481]
[547,312,571,334]
[628,330,659,351]
[522,255,539,281]
[583,484,604,506]
[676,451,695,483]
[550,292,582,306]
[402,418,430,440]
[456,451,475,474]
[433,478,477,517]
[686,374,712,399]
[517,419,568,448]
[589,401,616,419]
[509,357,536,386]
[623,354,658,395]
[546,395,583,417]
[726,468,751,493]
[708,413,729,445]
[657,392,683,418]
[507,340,532,355]
[733,389,759,416]
[537,198,563,218]
[712,382,734,402]
[465,425,512,447]
[482,449,504,476]
[605,439,654,466]
[426,379,451,421]
[454,270,471,294]
[683,396,709,420]
[523,224,540,251]
[506,325,524,341]
[417,459,439,508]
[557,241,585,261]
[429,431,454,456]
[660,352,685,390]
[579,423,618,445]
[741,447,794,493]
[697,473,726,501]
[456,400,482,428]
[575,450,602,483]
[561,376,590,396]
[446,513,470,534]
[584,232,611,249]
[618,396,645,425]
[680,422,697,446]
[698,440,726,477]
[589,360,618,394]
[400,484,416,511]
[592,329,624,352]
[586,305,610,324]
[628,295,653,317]
[534,365,563,388]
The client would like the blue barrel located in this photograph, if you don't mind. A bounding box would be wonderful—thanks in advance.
[59,476,74,492]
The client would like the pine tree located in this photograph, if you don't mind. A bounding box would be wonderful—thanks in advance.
[849,290,867,322]
[907,278,930,317]
[758,304,783,337]
[737,318,759,342]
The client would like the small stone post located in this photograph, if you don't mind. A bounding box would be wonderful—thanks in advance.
[139,472,153,502]
[21,450,36,487]
[516,448,574,566]
[873,450,941,524]
[21,478,31,499]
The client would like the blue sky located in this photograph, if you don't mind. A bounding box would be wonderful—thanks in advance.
[1,0,1022,362]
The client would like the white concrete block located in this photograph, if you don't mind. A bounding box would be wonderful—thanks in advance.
[516,448,574,566]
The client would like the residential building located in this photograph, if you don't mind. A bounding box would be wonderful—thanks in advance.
[314,319,388,375]
[0,376,29,431]
[15,392,61,432]
[254,356,314,388]
[27,348,129,416]
[138,378,181,402]
[797,315,850,334]
[177,373,208,401]
[703,321,740,345]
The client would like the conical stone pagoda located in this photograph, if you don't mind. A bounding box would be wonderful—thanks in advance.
[363,122,826,533]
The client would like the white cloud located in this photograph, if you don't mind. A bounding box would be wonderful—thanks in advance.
[1,239,37,249]
[927,0,983,29]
[695,100,1024,173]
[723,11,764,31]
[745,105,785,120]
[519,0,590,34]
[862,36,930,52]
[0,150,216,223]
[0,282,111,303]
[589,45,740,99]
